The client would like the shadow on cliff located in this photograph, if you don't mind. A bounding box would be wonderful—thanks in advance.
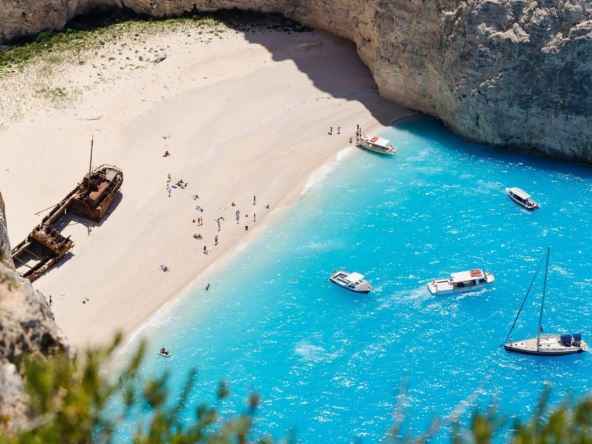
[237,28,406,127]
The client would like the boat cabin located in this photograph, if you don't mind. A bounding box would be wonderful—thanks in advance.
[428,269,494,295]
[506,187,539,210]
[329,270,372,293]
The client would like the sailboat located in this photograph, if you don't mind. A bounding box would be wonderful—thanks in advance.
[503,247,588,356]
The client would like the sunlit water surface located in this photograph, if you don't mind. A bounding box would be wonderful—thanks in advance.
[115,117,592,442]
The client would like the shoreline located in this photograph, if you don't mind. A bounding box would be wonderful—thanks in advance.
[114,142,376,358]
[0,24,408,349]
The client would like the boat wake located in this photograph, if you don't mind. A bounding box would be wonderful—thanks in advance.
[294,341,343,363]
[377,285,433,311]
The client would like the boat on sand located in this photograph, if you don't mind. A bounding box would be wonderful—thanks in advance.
[11,140,123,282]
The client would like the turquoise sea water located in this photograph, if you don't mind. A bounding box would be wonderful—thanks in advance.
[118,117,592,442]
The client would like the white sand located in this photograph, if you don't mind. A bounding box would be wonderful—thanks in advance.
[0,26,407,348]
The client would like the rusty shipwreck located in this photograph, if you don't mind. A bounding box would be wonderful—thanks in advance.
[11,156,123,282]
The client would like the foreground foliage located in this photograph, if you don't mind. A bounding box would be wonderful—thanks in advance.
[0,335,591,443]
[0,335,267,444]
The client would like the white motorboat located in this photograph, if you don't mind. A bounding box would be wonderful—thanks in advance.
[428,269,495,295]
[357,134,396,155]
[504,247,588,356]
[329,270,371,293]
[506,187,539,210]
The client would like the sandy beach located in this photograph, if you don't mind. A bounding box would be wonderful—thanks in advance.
[0,22,407,348]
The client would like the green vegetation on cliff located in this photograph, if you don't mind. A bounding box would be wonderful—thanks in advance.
[0,9,309,77]
[0,334,591,443]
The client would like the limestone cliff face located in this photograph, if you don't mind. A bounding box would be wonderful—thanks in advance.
[0,0,591,161]
[0,193,67,431]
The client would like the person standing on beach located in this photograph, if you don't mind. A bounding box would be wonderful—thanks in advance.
[337,125,341,135]
[236,209,240,224]
[217,218,221,232]
[253,195,256,206]
[329,126,333,135]
[254,213,256,223]
[214,235,218,246]
[203,246,207,255]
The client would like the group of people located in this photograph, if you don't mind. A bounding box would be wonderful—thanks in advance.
[166,174,190,194]
[159,172,273,280]
[328,125,341,136]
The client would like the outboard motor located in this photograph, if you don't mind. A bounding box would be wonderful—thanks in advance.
[560,334,572,347]
[572,333,582,347]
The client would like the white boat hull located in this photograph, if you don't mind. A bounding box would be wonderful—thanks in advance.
[504,335,588,356]
[428,282,490,295]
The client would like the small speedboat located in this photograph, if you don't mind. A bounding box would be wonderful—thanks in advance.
[428,269,495,295]
[357,134,396,155]
[329,270,371,293]
[158,347,172,358]
[506,187,539,210]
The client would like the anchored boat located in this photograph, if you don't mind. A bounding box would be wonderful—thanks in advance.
[357,134,396,155]
[504,247,588,356]
[11,140,123,282]
[329,270,371,293]
[428,269,495,295]
[506,187,539,210]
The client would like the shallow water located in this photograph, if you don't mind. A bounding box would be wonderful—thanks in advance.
[116,117,592,442]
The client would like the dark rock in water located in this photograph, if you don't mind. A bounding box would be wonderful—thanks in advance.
[0,1,591,162]
[0,193,67,432]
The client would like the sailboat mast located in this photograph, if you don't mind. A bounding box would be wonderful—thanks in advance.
[536,246,551,351]
[88,137,94,178]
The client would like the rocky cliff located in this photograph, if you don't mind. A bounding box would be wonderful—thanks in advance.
[0,194,67,432]
[1,0,590,161]
[0,1,591,158]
